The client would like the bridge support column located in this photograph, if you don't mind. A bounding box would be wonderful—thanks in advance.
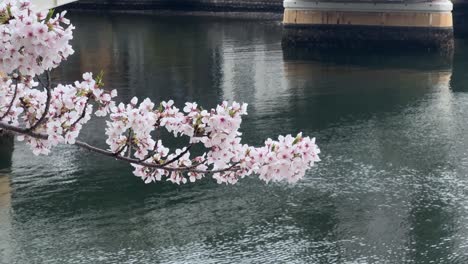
[33,0,78,10]
[0,131,13,169]
[282,0,454,51]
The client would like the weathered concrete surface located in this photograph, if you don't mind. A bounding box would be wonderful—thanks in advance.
[283,10,453,28]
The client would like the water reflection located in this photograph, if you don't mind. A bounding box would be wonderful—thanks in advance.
[0,133,13,170]
[0,133,13,263]
[3,12,468,263]
[281,47,467,263]
[451,39,468,92]
[0,173,12,263]
[0,175,10,206]
[282,48,453,122]
[454,10,468,38]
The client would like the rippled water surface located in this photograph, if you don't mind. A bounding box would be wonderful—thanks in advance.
[2,12,468,264]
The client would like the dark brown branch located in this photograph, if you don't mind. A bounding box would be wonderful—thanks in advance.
[69,96,91,129]
[139,145,158,163]
[0,79,18,121]
[36,70,50,88]
[112,129,132,157]
[0,121,239,174]
[187,158,208,169]
[113,144,127,157]
[27,71,51,132]
[138,123,162,162]
[0,121,48,140]
[127,129,133,158]
[160,144,192,167]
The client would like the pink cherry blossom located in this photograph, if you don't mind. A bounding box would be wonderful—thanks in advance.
[0,0,320,185]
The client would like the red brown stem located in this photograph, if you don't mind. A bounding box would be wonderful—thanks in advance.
[0,79,18,121]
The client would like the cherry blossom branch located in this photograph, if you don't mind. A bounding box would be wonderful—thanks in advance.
[36,70,51,89]
[0,121,239,173]
[0,77,18,121]
[127,129,133,158]
[160,144,192,167]
[138,123,162,162]
[113,144,127,157]
[70,96,91,129]
[0,1,320,185]
[0,121,47,139]
[139,144,158,162]
[27,71,51,132]
[124,129,132,157]
[75,139,237,173]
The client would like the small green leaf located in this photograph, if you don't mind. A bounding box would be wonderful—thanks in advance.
[95,70,105,87]
[0,8,10,24]
[293,134,302,145]
[45,9,54,23]
[6,5,12,18]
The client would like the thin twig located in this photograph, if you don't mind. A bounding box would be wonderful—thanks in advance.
[160,144,192,167]
[127,129,133,158]
[0,79,18,121]
[139,146,160,163]
[187,158,208,169]
[138,122,162,162]
[113,144,127,157]
[69,96,91,129]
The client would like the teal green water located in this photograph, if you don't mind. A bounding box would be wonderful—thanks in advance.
[2,12,468,263]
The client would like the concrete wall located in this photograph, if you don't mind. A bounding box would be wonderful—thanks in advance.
[66,0,284,11]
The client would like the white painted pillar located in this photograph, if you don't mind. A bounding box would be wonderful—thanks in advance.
[32,0,78,11]
[282,0,454,50]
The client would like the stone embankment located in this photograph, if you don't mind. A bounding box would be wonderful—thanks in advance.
[58,0,468,51]
[66,0,284,12]
[66,0,468,12]
[282,0,455,51]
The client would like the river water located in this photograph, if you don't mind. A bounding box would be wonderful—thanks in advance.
[1,12,468,264]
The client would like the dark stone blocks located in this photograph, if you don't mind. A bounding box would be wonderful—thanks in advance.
[282,24,455,52]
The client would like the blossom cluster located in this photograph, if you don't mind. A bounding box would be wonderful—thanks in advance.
[0,0,74,77]
[0,0,320,185]
[0,75,25,126]
[17,73,116,155]
[114,99,320,184]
